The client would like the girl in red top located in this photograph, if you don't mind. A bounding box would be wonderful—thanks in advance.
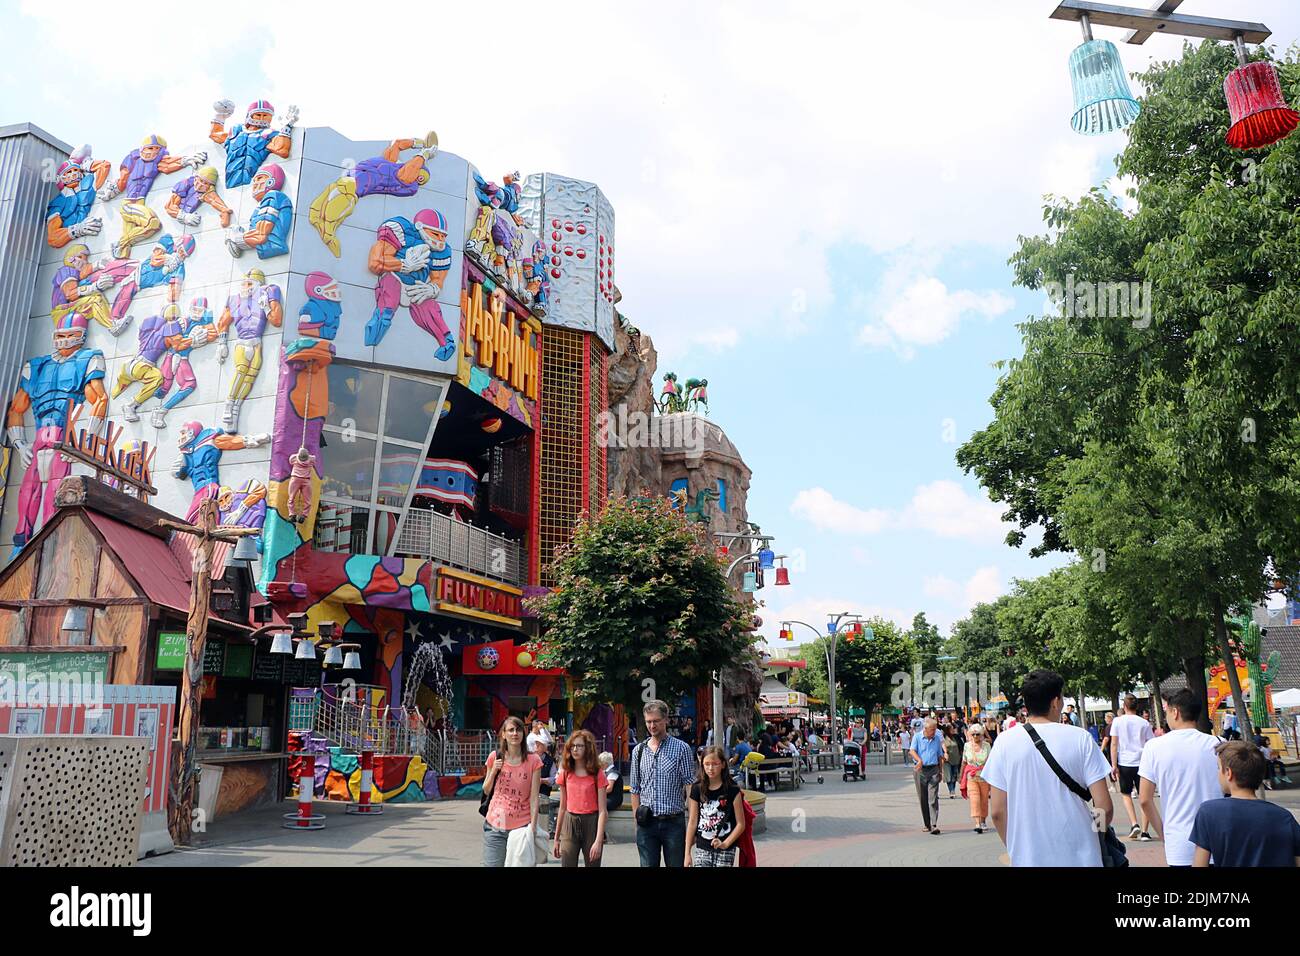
[553,729,607,867]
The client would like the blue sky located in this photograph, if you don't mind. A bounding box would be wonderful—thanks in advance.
[6,0,1300,641]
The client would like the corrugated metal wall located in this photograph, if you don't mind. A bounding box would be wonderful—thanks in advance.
[0,126,68,403]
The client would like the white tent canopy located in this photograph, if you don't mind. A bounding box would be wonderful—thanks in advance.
[1272,688,1300,709]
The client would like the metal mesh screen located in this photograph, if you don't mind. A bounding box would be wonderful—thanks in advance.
[539,328,586,585]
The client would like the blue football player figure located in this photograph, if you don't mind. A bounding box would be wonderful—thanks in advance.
[226,163,292,261]
[209,98,297,189]
[45,144,113,248]
[365,209,454,359]
[172,419,269,523]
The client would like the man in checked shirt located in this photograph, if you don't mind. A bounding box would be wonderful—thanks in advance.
[630,699,699,867]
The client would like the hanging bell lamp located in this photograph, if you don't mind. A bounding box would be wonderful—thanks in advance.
[1224,35,1299,150]
[1068,15,1140,135]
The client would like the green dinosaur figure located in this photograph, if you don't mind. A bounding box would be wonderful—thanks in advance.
[683,487,720,525]
[1235,617,1282,731]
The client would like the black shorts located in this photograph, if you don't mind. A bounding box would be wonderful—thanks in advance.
[1117,764,1141,795]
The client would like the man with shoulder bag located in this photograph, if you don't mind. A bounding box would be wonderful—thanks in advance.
[629,699,698,867]
[982,670,1122,867]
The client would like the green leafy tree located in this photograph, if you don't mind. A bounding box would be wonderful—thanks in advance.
[788,636,830,702]
[957,41,1300,735]
[946,596,1023,694]
[530,498,756,737]
[907,611,944,673]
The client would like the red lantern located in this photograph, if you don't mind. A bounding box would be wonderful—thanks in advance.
[1225,61,1300,150]
[775,567,790,586]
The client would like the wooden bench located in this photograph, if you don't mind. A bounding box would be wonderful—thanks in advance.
[745,756,801,791]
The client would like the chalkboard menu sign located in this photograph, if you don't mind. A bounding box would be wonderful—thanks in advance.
[202,639,225,675]
[223,643,254,679]
[251,649,283,682]
[284,657,322,686]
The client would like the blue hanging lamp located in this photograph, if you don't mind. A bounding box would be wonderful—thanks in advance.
[1068,14,1140,135]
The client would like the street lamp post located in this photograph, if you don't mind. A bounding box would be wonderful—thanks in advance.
[713,527,780,754]
[781,612,865,764]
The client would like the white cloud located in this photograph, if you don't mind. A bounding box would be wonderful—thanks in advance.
[790,487,890,535]
[923,575,960,602]
[963,566,1004,607]
[790,481,1008,543]
[902,480,1008,542]
[859,275,1013,354]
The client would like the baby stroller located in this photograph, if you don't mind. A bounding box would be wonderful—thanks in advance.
[842,741,864,781]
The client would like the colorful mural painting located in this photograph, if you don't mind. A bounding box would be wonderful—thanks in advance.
[209,99,296,189]
[457,263,540,429]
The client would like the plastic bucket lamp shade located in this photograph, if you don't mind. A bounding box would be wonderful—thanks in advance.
[1225,61,1300,150]
[1068,39,1140,135]
[343,650,362,671]
[775,567,790,586]
[295,639,317,661]
[758,548,775,570]
[323,644,343,667]
[742,571,757,593]
[270,631,294,655]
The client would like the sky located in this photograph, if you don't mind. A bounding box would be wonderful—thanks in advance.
[4,0,1299,646]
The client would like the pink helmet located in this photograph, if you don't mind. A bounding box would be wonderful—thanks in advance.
[304,271,339,300]
[56,160,83,185]
[53,310,90,346]
[180,421,204,446]
[246,100,274,127]
[414,208,448,234]
[190,295,209,312]
[255,162,286,192]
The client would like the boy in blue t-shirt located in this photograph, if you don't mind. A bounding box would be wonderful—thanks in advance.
[1190,741,1300,867]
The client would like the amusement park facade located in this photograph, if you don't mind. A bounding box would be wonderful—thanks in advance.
[0,103,748,823]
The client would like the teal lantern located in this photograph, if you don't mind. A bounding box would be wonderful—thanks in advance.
[1068,38,1140,135]
[742,571,757,593]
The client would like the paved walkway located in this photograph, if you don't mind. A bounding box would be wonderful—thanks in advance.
[142,763,1300,867]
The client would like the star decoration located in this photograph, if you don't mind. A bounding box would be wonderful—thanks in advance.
[405,621,420,643]
[438,631,456,651]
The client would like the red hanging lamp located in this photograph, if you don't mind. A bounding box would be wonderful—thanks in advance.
[1225,35,1299,150]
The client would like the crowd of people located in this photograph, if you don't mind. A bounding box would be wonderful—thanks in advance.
[915,671,1300,867]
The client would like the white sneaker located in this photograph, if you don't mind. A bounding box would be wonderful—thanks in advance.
[110,316,132,337]
[150,408,167,429]
[121,401,139,423]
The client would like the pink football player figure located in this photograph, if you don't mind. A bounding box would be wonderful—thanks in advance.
[287,445,316,524]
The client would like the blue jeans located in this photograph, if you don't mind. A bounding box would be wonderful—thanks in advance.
[635,813,686,867]
[482,822,510,867]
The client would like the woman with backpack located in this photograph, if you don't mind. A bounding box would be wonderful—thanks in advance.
[481,716,541,867]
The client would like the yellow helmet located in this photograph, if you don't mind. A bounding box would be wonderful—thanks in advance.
[162,304,183,321]
[196,166,219,185]
[245,268,267,284]
[141,133,168,149]
[63,243,89,265]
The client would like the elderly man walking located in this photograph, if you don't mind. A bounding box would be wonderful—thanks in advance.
[909,717,946,834]
[630,699,698,867]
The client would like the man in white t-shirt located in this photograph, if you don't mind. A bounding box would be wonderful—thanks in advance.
[982,670,1113,867]
[1136,688,1221,866]
[1111,694,1155,840]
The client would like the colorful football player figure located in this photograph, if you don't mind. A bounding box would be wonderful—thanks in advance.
[112,299,179,423]
[365,209,455,359]
[286,446,316,523]
[97,134,206,258]
[51,243,129,336]
[151,296,215,429]
[297,272,342,342]
[45,144,112,248]
[209,98,297,189]
[307,133,438,256]
[105,234,196,326]
[6,311,108,550]
[165,166,232,228]
[172,420,269,523]
[215,269,283,433]
[226,163,292,260]
[217,478,268,530]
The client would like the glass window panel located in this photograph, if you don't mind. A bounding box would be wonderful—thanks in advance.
[376,443,423,508]
[319,434,376,503]
[326,364,383,434]
[383,377,440,444]
[313,502,370,556]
